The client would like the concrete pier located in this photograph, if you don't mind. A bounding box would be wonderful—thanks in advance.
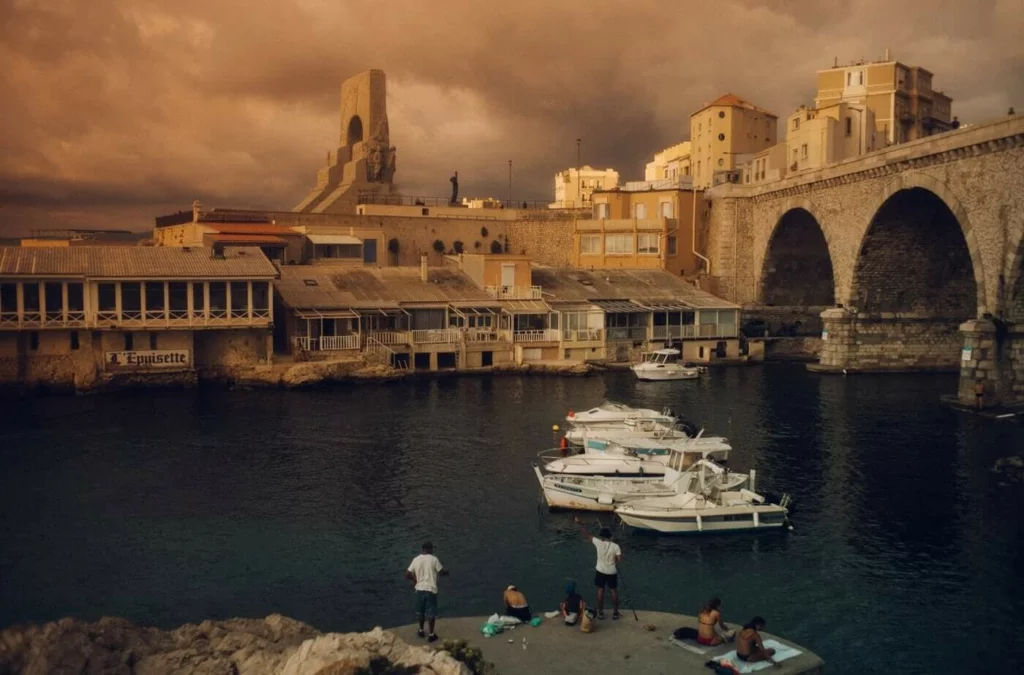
[392,610,824,674]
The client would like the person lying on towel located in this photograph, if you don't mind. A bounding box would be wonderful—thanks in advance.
[560,581,585,625]
[697,596,736,646]
[503,585,532,622]
[737,617,779,667]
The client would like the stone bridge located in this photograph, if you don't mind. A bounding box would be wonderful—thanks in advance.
[705,115,1024,407]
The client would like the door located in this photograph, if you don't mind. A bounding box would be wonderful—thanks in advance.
[501,264,516,288]
[363,238,378,264]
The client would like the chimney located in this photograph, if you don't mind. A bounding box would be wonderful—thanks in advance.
[884,47,890,61]
[192,199,202,223]
[212,242,225,259]
[420,253,428,282]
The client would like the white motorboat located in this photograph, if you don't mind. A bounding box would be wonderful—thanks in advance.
[566,400,678,427]
[614,461,791,534]
[564,416,699,444]
[540,433,731,478]
[534,449,748,512]
[630,348,706,381]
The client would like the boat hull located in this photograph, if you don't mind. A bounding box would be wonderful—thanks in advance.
[631,365,701,381]
[533,466,673,512]
[616,505,788,534]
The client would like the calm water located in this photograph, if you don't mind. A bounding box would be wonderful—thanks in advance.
[2,367,1023,674]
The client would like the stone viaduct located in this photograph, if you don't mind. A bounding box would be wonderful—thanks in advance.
[704,115,1024,407]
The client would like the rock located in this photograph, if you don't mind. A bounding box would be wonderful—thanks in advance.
[0,615,468,675]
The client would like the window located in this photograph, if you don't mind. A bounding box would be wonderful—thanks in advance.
[362,239,377,264]
[0,283,16,315]
[605,234,633,254]
[667,236,677,255]
[98,283,116,312]
[124,332,134,350]
[634,203,648,219]
[67,283,83,313]
[717,158,724,167]
[580,234,602,254]
[230,282,249,317]
[192,283,205,312]
[637,234,660,254]
[845,117,852,136]
[801,144,808,159]
[23,284,40,313]
[718,111,725,119]
[70,331,79,350]
[660,201,673,218]
[209,282,227,314]
[149,333,158,349]
[252,282,270,312]
[596,203,610,219]
[44,282,62,320]
[169,282,188,314]
[718,133,725,141]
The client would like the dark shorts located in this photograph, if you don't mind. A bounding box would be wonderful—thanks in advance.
[415,590,438,618]
[594,571,618,589]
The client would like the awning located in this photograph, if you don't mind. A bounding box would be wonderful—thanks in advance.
[501,299,551,313]
[294,308,359,320]
[354,307,409,316]
[449,305,497,318]
[592,300,648,313]
[307,234,362,245]
[640,300,691,311]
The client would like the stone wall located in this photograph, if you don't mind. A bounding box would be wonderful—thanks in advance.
[194,329,268,369]
[817,308,962,372]
[506,219,575,267]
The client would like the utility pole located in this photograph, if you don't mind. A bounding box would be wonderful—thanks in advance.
[508,160,513,208]
[576,137,582,207]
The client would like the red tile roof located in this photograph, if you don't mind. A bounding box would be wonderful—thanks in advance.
[693,93,776,118]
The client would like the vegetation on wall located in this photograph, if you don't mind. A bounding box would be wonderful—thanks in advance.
[474,241,481,249]
[480,226,489,238]
[453,240,465,254]
[438,639,496,675]
[490,240,503,254]
[432,239,445,253]
[387,238,400,254]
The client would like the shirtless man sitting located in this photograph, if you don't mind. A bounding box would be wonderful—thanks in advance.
[736,616,779,667]
[697,596,735,646]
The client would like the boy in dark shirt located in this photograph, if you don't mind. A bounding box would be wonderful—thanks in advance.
[560,580,585,625]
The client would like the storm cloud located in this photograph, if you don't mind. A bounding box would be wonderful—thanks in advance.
[1,0,1021,235]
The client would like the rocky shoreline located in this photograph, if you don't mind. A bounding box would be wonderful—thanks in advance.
[0,614,472,675]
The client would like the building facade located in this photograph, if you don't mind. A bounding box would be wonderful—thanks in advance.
[814,54,955,145]
[551,166,620,209]
[783,101,878,174]
[586,182,707,276]
[0,247,278,390]
[644,142,692,181]
[690,94,778,188]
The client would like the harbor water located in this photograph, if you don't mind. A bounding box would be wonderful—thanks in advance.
[2,365,1022,674]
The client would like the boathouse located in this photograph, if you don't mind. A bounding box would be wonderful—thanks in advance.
[0,246,279,390]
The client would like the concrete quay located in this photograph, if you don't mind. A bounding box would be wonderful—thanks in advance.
[392,611,824,675]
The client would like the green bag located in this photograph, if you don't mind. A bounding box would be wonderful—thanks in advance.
[530,617,542,627]
[481,622,504,637]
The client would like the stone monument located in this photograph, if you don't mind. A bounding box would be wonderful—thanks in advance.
[294,69,398,213]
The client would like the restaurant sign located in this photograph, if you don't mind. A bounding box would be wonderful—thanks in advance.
[105,350,191,372]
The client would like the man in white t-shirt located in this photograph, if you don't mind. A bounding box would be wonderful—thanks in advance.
[404,541,449,642]
[574,516,622,620]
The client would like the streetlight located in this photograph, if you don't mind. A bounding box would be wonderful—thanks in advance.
[508,160,512,208]
[576,138,582,206]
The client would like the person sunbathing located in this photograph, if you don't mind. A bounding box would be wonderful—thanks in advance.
[697,596,735,645]
[736,617,778,667]
[503,585,532,622]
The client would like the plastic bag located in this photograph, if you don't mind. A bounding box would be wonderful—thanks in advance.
[530,617,542,627]
[481,622,504,637]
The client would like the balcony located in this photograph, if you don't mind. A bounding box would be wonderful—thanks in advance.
[562,328,603,342]
[652,325,697,340]
[366,331,410,346]
[294,335,360,351]
[465,328,507,343]
[606,327,648,341]
[412,328,462,344]
[512,329,560,343]
[486,285,543,300]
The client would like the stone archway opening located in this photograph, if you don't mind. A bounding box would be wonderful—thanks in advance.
[852,187,976,316]
[347,115,363,145]
[827,186,979,372]
[760,208,836,306]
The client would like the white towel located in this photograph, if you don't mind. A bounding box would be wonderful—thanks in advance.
[713,639,803,673]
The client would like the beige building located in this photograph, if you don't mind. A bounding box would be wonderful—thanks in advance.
[0,247,278,390]
[586,183,707,277]
[690,94,778,188]
[551,166,620,209]
[814,53,955,145]
[783,101,878,174]
[644,142,692,181]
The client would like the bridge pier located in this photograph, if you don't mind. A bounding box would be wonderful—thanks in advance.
[812,307,964,373]
[959,318,1024,408]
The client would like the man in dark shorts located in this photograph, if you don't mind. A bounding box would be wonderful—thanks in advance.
[404,541,449,642]
[574,516,622,620]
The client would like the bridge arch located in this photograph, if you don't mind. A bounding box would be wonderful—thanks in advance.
[849,173,986,316]
[759,204,836,306]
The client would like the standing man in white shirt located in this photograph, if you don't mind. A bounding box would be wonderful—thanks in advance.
[404,541,449,642]
[574,516,622,620]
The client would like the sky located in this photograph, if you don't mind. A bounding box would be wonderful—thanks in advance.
[1,0,1021,236]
